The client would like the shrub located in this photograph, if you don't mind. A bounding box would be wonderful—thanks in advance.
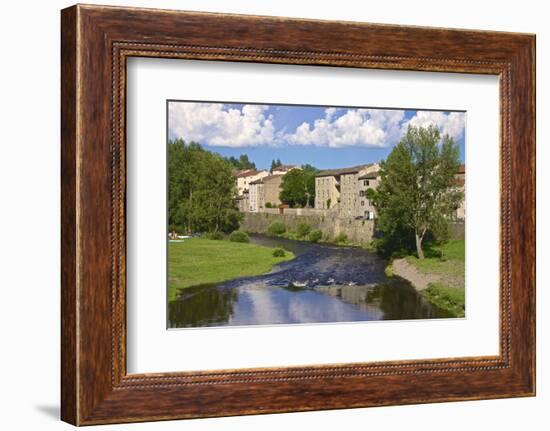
[308,229,322,243]
[334,233,348,244]
[229,230,250,243]
[265,202,273,208]
[272,247,286,257]
[267,220,286,237]
[296,222,311,239]
[203,231,224,240]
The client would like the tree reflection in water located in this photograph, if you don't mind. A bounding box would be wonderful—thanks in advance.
[168,284,238,328]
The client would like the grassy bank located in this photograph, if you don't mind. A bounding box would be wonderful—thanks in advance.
[421,283,465,318]
[392,240,465,317]
[168,238,295,300]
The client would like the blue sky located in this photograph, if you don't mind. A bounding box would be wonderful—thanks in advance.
[168,101,466,170]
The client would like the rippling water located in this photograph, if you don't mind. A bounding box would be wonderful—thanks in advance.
[168,235,450,328]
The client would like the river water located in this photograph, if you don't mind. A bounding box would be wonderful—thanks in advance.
[168,234,450,328]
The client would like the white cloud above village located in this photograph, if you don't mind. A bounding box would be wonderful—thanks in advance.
[402,111,465,141]
[168,102,276,147]
[168,102,465,148]
[285,108,405,148]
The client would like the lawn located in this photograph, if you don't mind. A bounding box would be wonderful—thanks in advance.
[405,239,465,280]
[405,240,465,317]
[168,238,295,300]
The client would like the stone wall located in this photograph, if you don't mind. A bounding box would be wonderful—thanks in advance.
[241,212,375,244]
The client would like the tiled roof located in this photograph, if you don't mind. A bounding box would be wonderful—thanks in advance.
[358,171,380,180]
[249,173,283,185]
[235,169,265,178]
[316,164,373,178]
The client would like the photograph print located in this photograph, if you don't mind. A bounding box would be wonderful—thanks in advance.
[167,101,466,328]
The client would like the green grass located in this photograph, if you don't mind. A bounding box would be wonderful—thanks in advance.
[168,238,295,300]
[421,282,465,318]
[403,240,465,316]
[405,240,465,279]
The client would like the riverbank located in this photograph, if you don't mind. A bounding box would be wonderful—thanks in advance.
[168,238,295,300]
[387,240,465,317]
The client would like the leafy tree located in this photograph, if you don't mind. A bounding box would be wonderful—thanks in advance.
[227,154,256,170]
[368,125,463,259]
[270,158,282,172]
[279,165,317,208]
[168,139,242,233]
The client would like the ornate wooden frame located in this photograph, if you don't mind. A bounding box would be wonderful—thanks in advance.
[61,4,535,425]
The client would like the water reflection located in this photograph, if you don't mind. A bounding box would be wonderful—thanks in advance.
[168,235,449,328]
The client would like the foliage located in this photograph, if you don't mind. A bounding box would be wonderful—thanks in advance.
[168,139,242,234]
[279,165,317,208]
[227,154,256,170]
[203,231,224,240]
[272,247,286,257]
[368,125,463,259]
[421,283,465,318]
[270,158,282,172]
[267,220,286,237]
[265,202,273,208]
[334,233,348,244]
[307,229,322,243]
[295,222,311,239]
[168,239,294,300]
[229,230,250,243]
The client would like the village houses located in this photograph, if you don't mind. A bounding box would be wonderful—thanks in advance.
[236,162,465,221]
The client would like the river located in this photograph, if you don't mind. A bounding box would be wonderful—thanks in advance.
[168,234,451,328]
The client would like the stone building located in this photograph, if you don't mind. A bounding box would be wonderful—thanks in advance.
[235,169,268,196]
[248,178,264,212]
[315,163,379,217]
[263,175,284,207]
[314,174,340,210]
[357,168,380,219]
[235,190,249,213]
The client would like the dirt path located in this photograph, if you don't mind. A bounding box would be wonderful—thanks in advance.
[391,258,440,290]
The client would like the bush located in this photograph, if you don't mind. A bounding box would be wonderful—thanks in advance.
[296,222,311,239]
[229,230,250,243]
[308,229,322,243]
[334,233,348,244]
[267,220,286,237]
[203,231,224,240]
[265,202,273,208]
[272,247,286,257]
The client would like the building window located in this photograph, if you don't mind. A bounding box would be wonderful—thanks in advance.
[363,180,370,186]
[360,201,364,206]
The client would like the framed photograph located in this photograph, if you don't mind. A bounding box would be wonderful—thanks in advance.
[61,4,535,425]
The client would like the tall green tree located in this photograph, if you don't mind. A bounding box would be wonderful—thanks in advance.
[168,139,241,233]
[226,154,256,170]
[368,125,463,259]
[270,158,282,173]
[279,165,317,208]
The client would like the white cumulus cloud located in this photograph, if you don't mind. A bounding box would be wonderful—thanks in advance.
[402,111,465,141]
[169,102,465,148]
[168,102,276,147]
[285,108,405,148]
